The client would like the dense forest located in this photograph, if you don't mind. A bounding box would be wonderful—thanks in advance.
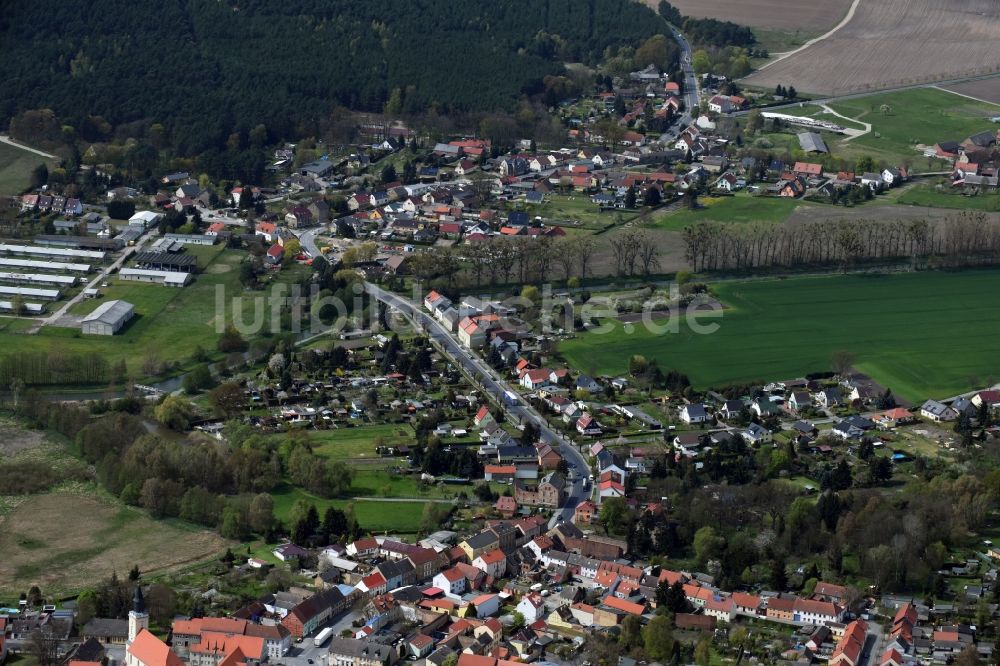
[0,0,673,154]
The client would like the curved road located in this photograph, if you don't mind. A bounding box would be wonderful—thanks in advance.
[363,283,591,527]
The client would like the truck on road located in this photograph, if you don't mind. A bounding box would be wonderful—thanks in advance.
[314,627,334,647]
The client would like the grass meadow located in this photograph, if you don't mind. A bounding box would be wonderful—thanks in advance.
[560,270,1000,402]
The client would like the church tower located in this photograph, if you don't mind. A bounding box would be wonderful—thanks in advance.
[128,585,149,644]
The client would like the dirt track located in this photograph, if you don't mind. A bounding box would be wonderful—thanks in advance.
[741,0,1000,95]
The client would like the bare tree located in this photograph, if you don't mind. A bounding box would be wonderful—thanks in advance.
[637,231,661,276]
[575,236,597,281]
[553,238,577,281]
[831,350,855,376]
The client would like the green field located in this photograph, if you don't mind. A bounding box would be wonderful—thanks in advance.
[532,193,638,229]
[271,483,427,534]
[827,89,1000,170]
[898,183,1000,212]
[0,141,56,197]
[650,194,807,230]
[560,270,1000,402]
[307,423,417,460]
[0,247,307,383]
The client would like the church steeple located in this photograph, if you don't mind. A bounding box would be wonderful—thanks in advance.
[128,585,149,645]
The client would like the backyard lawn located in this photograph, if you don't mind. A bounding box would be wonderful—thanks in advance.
[560,270,1000,402]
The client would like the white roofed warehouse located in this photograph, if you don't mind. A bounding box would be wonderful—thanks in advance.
[81,299,135,335]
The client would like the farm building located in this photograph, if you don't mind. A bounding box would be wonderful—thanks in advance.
[82,300,135,335]
[0,258,91,273]
[163,233,218,246]
[129,210,162,228]
[798,132,828,153]
[118,268,192,287]
[35,235,123,251]
[133,252,198,272]
[0,244,106,261]
[0,300,45,314]
[0,285,61,300]
[0,272,76,287]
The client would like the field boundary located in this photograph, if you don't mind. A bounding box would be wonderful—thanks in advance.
[756,0,861,69]
[0,135,58,160]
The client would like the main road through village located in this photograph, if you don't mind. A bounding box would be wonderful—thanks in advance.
[363,283,591,528]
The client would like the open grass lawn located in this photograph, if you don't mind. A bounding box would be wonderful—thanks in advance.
[0,489,229,597]
[532,193,638,229]
[0,141,56,197]
[649,194,806,231]
[270,483,427,534]
[0,247,307,383]
[560,270,1000,402]
[307,423,416,460]
[898,183,1000,212]
[827,89,1000,169]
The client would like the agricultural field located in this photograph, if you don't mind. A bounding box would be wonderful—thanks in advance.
[649,194,807,231]
[741,0,1000,96]
[0,490,228,597]
[641,0,851,32]
[559,270,1000,402]
[945,78,1000,106]
[0,141,56,197]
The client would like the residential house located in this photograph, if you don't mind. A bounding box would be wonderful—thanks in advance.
[861,172,884,190]
[328,638,397,666]
[433,568,467,597]
[472,549,507,579]
[516,594,545,623]
[920,399,958,422]
[575,413,602,436]
[830,620,868,666]
[679,404,708,424]
[789,391,812,412]
[741,422,771,445]
[514,472,566,508]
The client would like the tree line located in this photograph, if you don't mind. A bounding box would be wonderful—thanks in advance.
[681,212,1000,273]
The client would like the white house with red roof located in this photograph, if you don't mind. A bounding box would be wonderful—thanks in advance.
[515,593,545,623]
[470,594,501,618]
[473,548,507,579]
[520,368,551,390]
[433,567,467,596]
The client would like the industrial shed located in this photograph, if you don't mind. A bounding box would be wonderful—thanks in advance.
[81,300,134,335]
[0,258,91,273]
[118,268,191,287]
[133,251,197,272]
[798,132,828,154]
[0,244,106,261]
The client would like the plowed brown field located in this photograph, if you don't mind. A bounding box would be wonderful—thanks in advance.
[642,0,851,31]
[741,0,1000,95]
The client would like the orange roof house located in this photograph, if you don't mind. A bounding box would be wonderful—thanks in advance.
[127,629,184,666]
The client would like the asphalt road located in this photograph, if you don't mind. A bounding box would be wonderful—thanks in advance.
[363,283,591,527]
[669,25,701,113]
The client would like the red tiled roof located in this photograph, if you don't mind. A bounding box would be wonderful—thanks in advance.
[601,595,645,615]
[128,629,184,666]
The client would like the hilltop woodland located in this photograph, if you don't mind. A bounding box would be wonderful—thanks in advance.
[0,0,675,158]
